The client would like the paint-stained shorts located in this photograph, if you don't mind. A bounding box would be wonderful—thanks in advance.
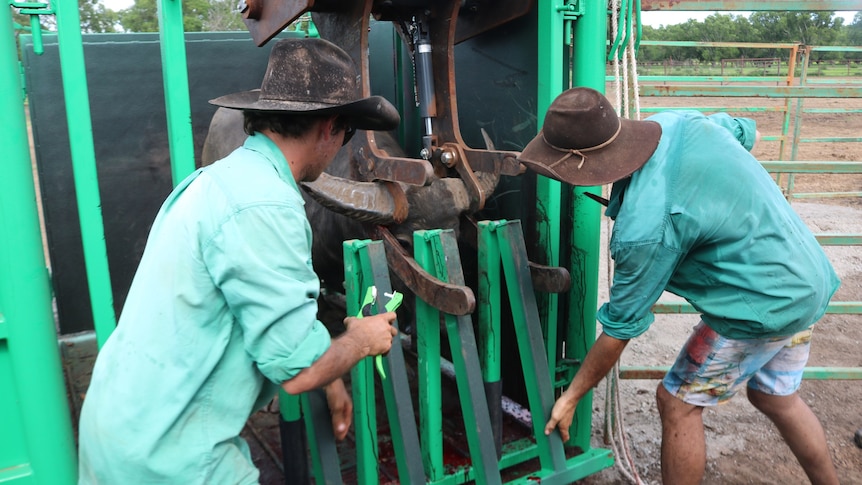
[662,321,812,407]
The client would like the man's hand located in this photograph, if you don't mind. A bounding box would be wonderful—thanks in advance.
[342,311,398,357]
[282,312,397,395]
[324,378,353,441]
[545,390,579,442]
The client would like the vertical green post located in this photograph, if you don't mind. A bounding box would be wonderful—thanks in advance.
[535,0,564,382]
[477,220,503,455]
[412,232,444,481]
[566,0,608,451]
[157,0,196,185]
[0,6,77,483]
[343,241,379,485]
[55,0,117,346]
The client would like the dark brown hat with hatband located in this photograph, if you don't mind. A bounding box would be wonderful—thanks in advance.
[518,87,662,186]
[210,37,400,132]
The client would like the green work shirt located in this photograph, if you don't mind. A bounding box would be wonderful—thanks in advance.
[598,111,839,340]
[78,133,332,484]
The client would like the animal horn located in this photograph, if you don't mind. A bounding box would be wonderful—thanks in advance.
[301,173,406,225]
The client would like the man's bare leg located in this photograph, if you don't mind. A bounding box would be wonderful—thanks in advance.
[656,384,706,485]
[747,389,839,485]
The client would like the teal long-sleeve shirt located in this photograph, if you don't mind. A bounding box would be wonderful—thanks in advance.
[597,111,839,340]
[78,133,332,484]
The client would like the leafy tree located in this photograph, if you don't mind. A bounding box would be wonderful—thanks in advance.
[80,0,120,33]
[848,12,862,46]
[119,0,214,32]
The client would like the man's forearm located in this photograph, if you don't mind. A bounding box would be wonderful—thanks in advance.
[281,332,367,395]
[564,332,629,400]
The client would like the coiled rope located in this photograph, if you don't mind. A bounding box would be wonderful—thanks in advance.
[604,0,645,483]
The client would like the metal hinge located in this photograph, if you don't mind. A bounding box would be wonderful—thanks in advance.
[10,1,54,56]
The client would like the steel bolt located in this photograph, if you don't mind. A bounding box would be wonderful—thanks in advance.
[441,151,456,167]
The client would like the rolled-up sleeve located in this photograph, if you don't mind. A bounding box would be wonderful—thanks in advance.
[204,204,331,384]
[707,113,757,152]
[598,241,682,340]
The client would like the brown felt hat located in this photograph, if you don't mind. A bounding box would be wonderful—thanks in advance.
[209,38,400,131]
[518,87,661,186]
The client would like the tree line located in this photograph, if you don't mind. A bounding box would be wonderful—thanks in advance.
[11,1,862,62]
[640,11,862,63]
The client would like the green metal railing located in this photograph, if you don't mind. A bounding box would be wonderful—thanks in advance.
[610,34,862,384]
[1,3,77,484]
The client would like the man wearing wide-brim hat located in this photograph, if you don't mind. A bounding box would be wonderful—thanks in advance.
[523,87,840,484]
[78,38,400,484]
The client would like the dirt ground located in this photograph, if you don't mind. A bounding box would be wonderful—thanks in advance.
[578,83,862,485]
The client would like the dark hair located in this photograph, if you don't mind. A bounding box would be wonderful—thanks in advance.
[243,111,326,138]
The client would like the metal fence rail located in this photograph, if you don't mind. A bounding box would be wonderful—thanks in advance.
[610,39,862,383]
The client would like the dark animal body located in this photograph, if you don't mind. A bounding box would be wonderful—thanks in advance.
[201,107,499,294]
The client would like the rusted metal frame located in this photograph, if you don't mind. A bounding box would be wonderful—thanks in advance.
[240,0,311,46]
[313,4,435,187]
[423,0,522,183]
[370,225,476,316]
[639,0,860,11]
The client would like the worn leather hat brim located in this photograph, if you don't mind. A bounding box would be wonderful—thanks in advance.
[209,89,400,131]
[518,118,662,186]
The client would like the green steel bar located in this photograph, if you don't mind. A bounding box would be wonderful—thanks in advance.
[0,5,77,482]
[157,0,196,185]
[809,46,862,53]
[359,241,425,484]
[779,45,799,162]
[633,76,788,83]
[639,0,860,11]
[419,230,502,485]
[495,221,567,471]
[814,234,862,246]
[652,302,862,314]
[564,0,606,453]
[788,47,811,197]
[800,137,862,143]
[56,0,117,347]
[412,232,444,481]
[760,161,862,173]
[608,0,628,61]
[477,221,502,383]
[619,366,862,380]
[641,106,786,113]
[640,40,800,49]
[804,109,862,114]
[342,240,379,485]
[640,85,862,98]
[506,449,615,485]
[477,220,503,456]
[301,392,329,484]
[792,192,862,200]
[535,0,563,372]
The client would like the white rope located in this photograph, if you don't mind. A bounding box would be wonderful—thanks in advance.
[603,0,645,483]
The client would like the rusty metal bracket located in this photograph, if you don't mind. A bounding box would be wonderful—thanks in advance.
[313,2,436,187]
[370,226,476,316]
